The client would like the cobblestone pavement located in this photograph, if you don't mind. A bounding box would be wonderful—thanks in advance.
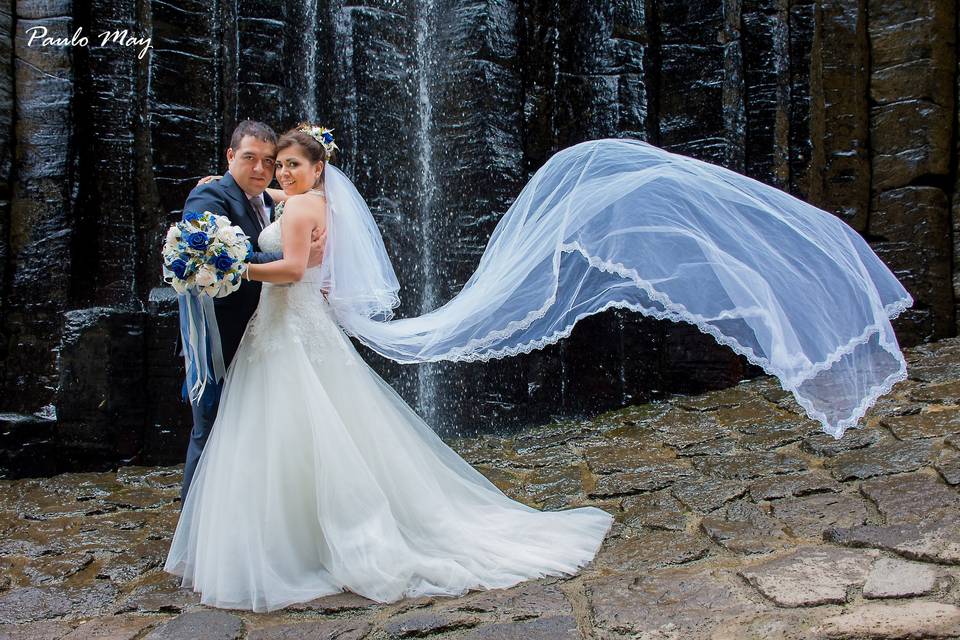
[1,339,959,639]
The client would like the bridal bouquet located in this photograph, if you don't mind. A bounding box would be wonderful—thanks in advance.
[162,210,252,297]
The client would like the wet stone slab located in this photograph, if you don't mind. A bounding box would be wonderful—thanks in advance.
[449,579,571,618]
[771,492,870,539]
[588,455,695,497]
[144,610,243,640]
[586,566,764,637]
[813,601,960,639]
[619,490,688,531]
[800,428,886,457]
[672,477,748,513]
[379,610,482,638]
[859,472,960,524]
[693,451,808,480]
[907,379,960,404]
[0,337,957,638]
[701,500,792,554]
[935,448,960,485]
[650,409,730,451]
[862,557,939,599]
[748,471,843,501]
[247,619,371,640]
[520,465,584,510]
[455,615,580,640]
[825,516,960,565]
[738,547,879,607]
[881,408,960,440]
[594,528,712,571]
[826,439,936,481]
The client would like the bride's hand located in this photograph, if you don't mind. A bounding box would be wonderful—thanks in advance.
[197,175,222,186]
[306,228,327,268]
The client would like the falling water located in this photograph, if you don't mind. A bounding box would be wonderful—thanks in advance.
[294,0,318,122]
[413,0,441,428]
[303,6,318,123]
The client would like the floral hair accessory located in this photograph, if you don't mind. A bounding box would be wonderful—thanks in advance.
[298,123,339,157]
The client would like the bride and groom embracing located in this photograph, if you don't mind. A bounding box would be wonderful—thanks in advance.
[164,118,913,613]
[163,120,616,612]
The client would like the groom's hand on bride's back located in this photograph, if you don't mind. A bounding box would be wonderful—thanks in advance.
[307,228,327,268]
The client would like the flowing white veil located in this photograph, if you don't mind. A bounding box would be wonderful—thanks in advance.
[317,138,913,439]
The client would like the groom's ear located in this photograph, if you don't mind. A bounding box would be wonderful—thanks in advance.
[226,147,236,164]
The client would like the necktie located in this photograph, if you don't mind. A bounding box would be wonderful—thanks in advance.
[249,194,268,229]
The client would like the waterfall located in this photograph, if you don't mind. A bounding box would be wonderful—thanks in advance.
[413,0,441,427]
[294,0,318,122]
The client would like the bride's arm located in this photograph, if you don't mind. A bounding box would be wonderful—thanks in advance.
[245,198,324,284]
[265,187,288,203]
[194,177,288,205]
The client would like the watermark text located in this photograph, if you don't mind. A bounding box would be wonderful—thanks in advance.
[25,26,152,60]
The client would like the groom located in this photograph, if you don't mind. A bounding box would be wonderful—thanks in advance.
[177,120,325,504]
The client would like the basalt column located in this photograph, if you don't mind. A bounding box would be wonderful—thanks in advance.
[867,0,956,344]
[3,0,75,414]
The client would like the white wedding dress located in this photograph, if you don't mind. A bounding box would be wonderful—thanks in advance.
[163,216,615,612]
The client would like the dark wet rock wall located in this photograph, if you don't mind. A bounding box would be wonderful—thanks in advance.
[0,0,957,475]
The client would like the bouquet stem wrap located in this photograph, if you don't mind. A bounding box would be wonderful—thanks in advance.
[177,292,226,404]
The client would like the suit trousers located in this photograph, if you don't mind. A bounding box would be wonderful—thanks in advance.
[181,379,222,505]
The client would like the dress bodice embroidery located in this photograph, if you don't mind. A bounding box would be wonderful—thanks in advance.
[243,218,357,367]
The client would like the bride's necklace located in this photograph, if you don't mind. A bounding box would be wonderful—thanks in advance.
[274,189,325,223]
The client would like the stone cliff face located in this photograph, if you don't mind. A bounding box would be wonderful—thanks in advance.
[0,0,956,475]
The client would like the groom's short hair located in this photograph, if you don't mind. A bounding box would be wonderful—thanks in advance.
[229,120,277,150]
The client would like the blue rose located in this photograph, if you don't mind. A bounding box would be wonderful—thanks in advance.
[188,231,209,250]
[183,211,203,223]
[322,132,333,143]
[170,258,189,279]
[214,253,234,271]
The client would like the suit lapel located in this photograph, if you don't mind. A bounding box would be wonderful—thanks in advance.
[220,173,264,240]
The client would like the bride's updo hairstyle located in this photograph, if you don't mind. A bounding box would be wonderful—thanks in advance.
[276,123,339,189]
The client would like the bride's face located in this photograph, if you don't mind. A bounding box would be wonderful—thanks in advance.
[275,145,324,195]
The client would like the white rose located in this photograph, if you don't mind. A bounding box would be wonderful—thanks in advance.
[216,226,238,244]
[214,215,231,229]
[228,242,248,262]
[164,233,181,254]
[195,264,217,288]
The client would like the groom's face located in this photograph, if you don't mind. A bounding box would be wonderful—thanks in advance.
[226,135,277,195]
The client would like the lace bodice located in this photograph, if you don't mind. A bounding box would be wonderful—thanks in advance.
[258,218,283,252]
[242,220,357,367]
[257,219,325,283]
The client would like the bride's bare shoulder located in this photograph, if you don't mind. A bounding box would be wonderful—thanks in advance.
[282,193,326,212]
[284,192,324,204]
[278,193,327,226]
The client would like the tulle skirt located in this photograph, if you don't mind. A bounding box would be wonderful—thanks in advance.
[163,289,613,612]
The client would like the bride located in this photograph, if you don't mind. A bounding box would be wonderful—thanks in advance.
[165,123,912,612]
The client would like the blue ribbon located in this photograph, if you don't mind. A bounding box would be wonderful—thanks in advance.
[177,292,227,405]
